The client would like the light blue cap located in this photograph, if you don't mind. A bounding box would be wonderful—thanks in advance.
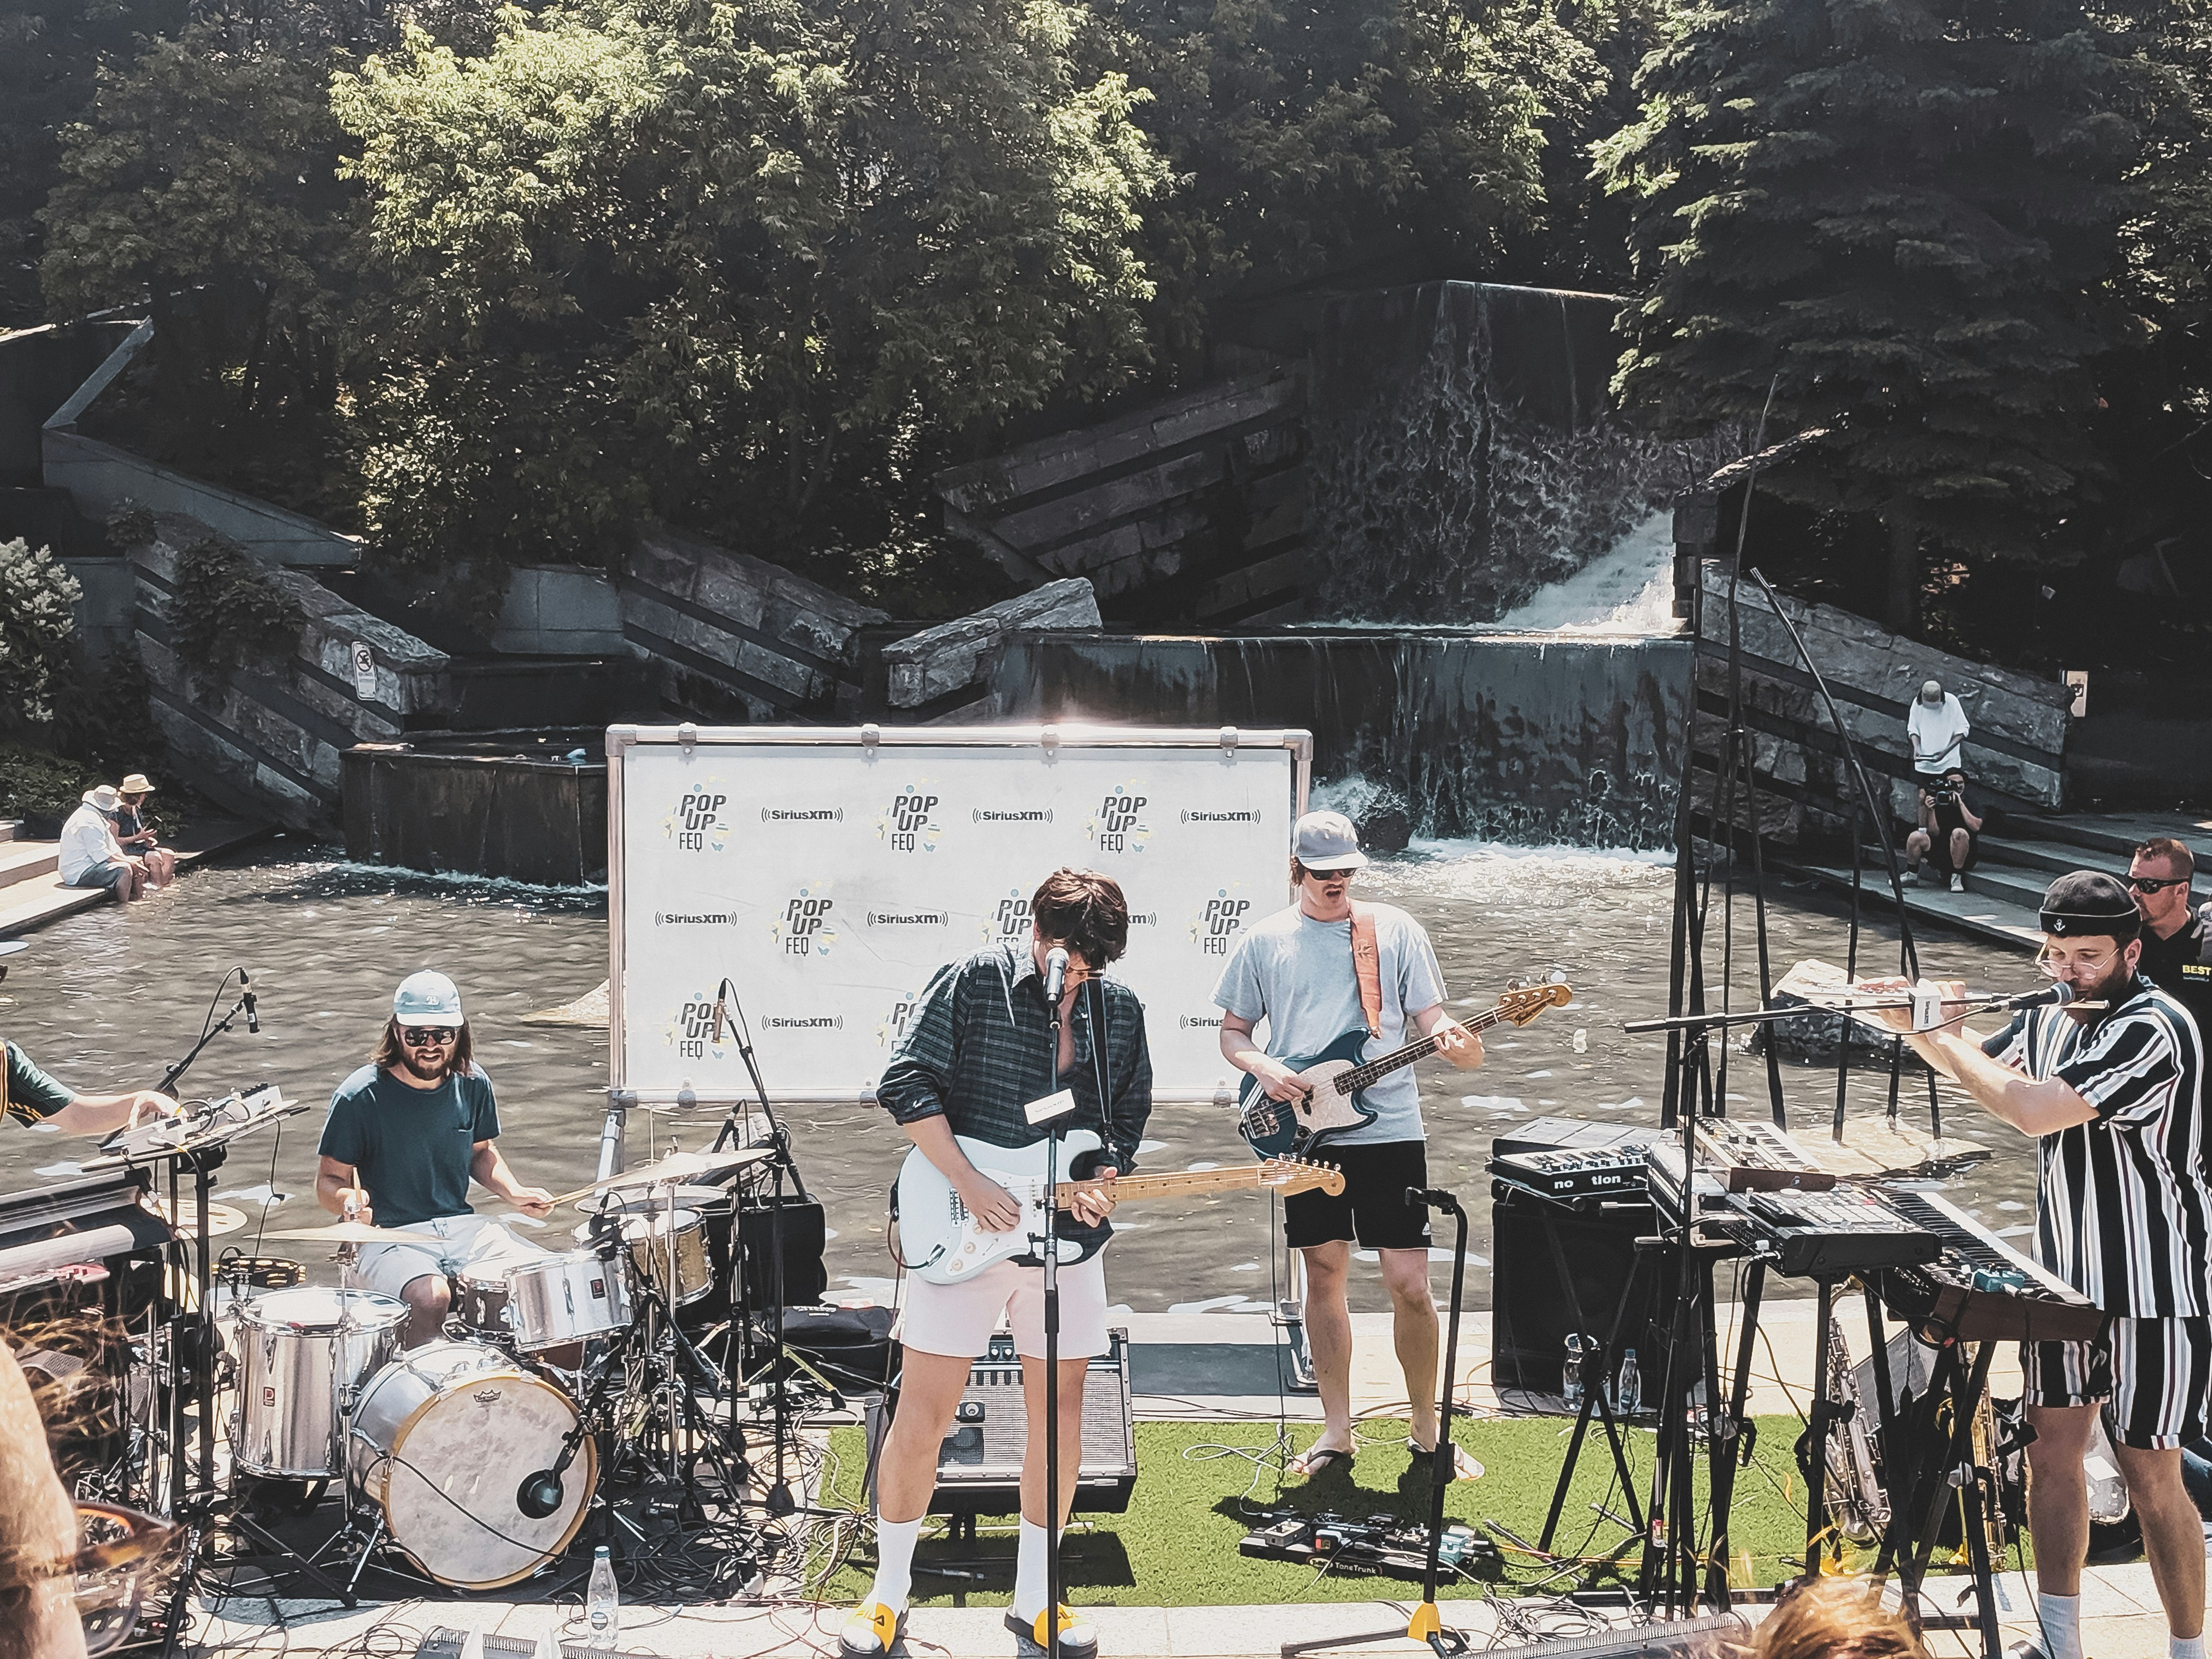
[393,969,464,1023]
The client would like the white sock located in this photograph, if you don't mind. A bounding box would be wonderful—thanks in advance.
[867,1516,921,1615]
[1014,1517,1051,1623]
[2039,1592,2082,1659]
[2172,1637,2204,1659]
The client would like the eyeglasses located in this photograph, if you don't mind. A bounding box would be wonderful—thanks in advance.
[2035,945,2121,980]
[400,1026,458,1047]
[2128,874,2187,894]
[0,1502,183,1655]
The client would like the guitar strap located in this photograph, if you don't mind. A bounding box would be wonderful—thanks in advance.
[1349,904,1384,1040]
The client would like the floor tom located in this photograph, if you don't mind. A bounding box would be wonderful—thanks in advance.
[231,1287,408,1479]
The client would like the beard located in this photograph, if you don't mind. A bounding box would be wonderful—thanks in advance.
[399,1048,452,1083]
[2076,949,2139,1010]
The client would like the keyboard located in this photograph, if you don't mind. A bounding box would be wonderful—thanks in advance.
[1875,1189,2104,1343]
[1693,1118,1839,1193]
[1720,1185,1943,1277]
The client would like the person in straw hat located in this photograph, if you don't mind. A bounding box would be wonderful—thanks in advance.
[110,774,173,888]
[56,785,145,902]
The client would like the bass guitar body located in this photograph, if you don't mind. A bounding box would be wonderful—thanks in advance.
[1236,1028,1375,1158]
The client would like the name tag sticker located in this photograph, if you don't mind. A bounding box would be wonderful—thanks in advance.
[1024,1089,1078,1126]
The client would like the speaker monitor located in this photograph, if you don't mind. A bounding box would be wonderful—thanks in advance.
[1490,1186,1675,1396]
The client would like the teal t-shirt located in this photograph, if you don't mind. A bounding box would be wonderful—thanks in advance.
[318,1063,500,1227]
[5,1041,74,1126]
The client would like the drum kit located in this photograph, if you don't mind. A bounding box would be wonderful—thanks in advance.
[92,1094,798,1616]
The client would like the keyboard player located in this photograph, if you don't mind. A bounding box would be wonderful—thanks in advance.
[1870,871,2211,1659]
[1,942,179,1136]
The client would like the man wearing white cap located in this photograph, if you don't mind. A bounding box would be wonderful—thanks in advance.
[1213,810,1483,1481]
[1907,678,1970,781]
[57,785,144,902]
[316,970,555,1346]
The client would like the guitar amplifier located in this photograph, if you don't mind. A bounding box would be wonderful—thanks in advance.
[864,1329,1138,1517]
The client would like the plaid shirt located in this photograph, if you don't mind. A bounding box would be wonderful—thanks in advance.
[878,944,1153,1254]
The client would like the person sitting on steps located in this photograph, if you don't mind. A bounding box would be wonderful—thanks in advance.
[1903,768,1982,893]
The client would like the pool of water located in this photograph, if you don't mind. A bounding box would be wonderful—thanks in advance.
[0,844,2039,1314]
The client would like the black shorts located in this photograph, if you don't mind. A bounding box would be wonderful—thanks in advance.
[1284,1140,1433,1252]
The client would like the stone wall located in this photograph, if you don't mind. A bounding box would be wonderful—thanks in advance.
[493,565,627,655]
[881,577,1102,714]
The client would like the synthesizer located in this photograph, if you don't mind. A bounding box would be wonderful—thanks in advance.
[1692,1118,1838,1193]
[1875,1189,2104,1343]
[1490,1145,1651,1202]
[1461,1613,1751,1659]
[1717,1186,1942,1278]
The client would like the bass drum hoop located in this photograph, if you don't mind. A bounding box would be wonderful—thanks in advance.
[361,1356,598,1590]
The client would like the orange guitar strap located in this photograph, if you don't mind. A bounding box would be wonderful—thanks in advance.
[1349,904,1384,1040]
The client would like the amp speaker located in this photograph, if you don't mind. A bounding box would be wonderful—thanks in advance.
[1491,1185,1674,1397]
[864,1329,1137,1517]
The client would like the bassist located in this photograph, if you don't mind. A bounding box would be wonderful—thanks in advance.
[848,868,1151,1659]
[1215,810,1481,1481]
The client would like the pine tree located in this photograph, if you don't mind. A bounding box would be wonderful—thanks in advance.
[1601,0,2140,633]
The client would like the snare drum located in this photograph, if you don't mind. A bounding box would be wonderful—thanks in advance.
[348,1340,595,1589]
[504,1250,631,1351]
[231,1287,408,1478]
[577,1208,712,1307]
[452,1270,511,1339]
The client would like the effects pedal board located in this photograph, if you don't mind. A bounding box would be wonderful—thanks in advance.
[1238,1508,1502,1580]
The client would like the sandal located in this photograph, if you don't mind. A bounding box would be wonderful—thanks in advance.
[1407,1438,1483,1481]
[1286,1443,1356,1479]
[840,1601,908,1657]
[1008,1606,1099,1658]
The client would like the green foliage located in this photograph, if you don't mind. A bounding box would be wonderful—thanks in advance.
[167,536,305,691]
[0,741,108,820]
[1603,0,2140,631]
[332,0,1167,596]
[0,538,83,728]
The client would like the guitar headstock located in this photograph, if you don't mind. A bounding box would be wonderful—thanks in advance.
[1498,977,1573,1026]
[1257,1156,1346,1197]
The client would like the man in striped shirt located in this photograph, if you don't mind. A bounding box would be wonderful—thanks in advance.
[1877,871,2210,1659]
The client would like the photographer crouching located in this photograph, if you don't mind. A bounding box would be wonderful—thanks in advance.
[1904,767,1982,893]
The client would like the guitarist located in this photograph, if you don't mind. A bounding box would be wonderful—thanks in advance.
[1215,810,1482,1481]
[846,868,1152,1659]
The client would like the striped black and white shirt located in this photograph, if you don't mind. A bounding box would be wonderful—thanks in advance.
[1981,976,2212,1316]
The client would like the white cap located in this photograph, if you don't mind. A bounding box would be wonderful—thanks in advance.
[1293,810,1367,872]
[393,970,464,1023]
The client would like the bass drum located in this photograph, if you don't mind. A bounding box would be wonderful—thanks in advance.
[347,1340,595,1589]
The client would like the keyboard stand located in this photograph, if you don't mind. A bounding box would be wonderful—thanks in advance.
[1536,1216,1648,1568]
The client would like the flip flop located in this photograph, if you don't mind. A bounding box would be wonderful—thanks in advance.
[1287,1444,1356,1479]
[1407,1438,1483,1481]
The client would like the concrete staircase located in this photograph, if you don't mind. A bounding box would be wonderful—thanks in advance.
[1787,809,2212,954]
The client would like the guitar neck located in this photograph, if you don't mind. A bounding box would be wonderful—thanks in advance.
[1055,1165,1293,1207]
[1332,1003,1516,1096]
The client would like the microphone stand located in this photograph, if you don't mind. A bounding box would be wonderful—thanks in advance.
[1039,950,1070,1659]
[708,978,801,1516]
[157,968,258,1097]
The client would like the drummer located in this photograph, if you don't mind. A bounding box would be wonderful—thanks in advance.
[316,970,556,1347]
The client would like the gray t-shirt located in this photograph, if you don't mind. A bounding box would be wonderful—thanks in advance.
[1210,902,1449,1144]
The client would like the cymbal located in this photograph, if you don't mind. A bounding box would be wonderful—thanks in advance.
[141,1198,250,1239]
[544,1146,774,1207]
[576,1184,731,1215]
[262,1220,442,1246]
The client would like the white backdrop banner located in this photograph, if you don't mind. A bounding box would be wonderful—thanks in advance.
[607,725,1311,1102]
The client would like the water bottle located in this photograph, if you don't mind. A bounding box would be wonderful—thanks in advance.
[586,1545,619,1643]
[1562,1333,1585,1407]
[1616,1348,1642,1417]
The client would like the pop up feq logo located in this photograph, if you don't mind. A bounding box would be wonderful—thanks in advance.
[1191,888,1252,956]
[981,888,1032,944]
[661,781,731,851]
[876,990,921,1048]
[1087,785,1150,854]
[663,993,730,1061]
[769,889,838,958]
[876,783,942,854]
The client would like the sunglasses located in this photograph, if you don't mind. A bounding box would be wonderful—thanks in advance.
[0,1502,183,1655]
[400,1026,458,1047]
[2128,875,2187,894]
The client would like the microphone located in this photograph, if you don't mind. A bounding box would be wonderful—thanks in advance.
[1993,982,2078,1011]
[242,969,260,1035]
[516,1424,590,1519]
[1043,946,1069,1004]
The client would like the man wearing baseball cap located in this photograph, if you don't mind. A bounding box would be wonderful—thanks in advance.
[1870,871,2212,1659]
[1212,810,1481,1482]
[316,969,556,1346]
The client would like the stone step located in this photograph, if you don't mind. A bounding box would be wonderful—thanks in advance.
[0,820,274,940]
[0,842,58,891]
[1956,864,2051,911]
[1790,860,2043,953]
[1976,834,2110,877]
[0,819,20,844]
[2009,811,2212,861]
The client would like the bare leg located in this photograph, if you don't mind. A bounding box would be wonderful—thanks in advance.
[1019,1355,1091,1527]
[398,1274,451,1348]
[0,1341,86,1659]
[1904,829,1931,873]
[1950,828,1973,870]
[1379,1248,1442,1447]
[875,1349,972,1524]
[2025,1402,2095,1597]
[2116,1442,2206,1639]
[1296,1241,1355,1462]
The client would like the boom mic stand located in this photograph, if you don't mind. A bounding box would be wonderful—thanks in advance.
[1036,946,1074,1659]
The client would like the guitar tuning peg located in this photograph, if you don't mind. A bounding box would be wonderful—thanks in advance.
[1504,976,1525,991]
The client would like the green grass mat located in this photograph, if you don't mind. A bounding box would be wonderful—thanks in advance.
[813,1414,1904,1608]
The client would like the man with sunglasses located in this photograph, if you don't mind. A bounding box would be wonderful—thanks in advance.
[2131,838,2212,1035]
[316,970,555,1347]
[1869,871,2211,1659]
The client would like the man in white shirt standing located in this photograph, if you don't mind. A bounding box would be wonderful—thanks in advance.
[1214,810,1483,1481]
[57,785,145,902]
[1907,678,1970,780]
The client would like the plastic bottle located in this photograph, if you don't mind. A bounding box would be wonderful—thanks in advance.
[587,1545,619,1644]
[1616,1348,1643,1417]
[1562,1333,1585,1407]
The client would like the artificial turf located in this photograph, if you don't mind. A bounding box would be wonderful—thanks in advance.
[814,1413,1907,1608]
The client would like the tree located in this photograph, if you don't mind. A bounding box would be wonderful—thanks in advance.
[1602,0,2140,634]
[0,538,83,730]
[332,0,1166,601]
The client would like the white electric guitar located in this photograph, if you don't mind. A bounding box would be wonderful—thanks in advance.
[895,1129,1343,1285]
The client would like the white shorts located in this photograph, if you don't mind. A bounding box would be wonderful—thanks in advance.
[354,1213,548,1301]
[898,1251,1109,1361]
